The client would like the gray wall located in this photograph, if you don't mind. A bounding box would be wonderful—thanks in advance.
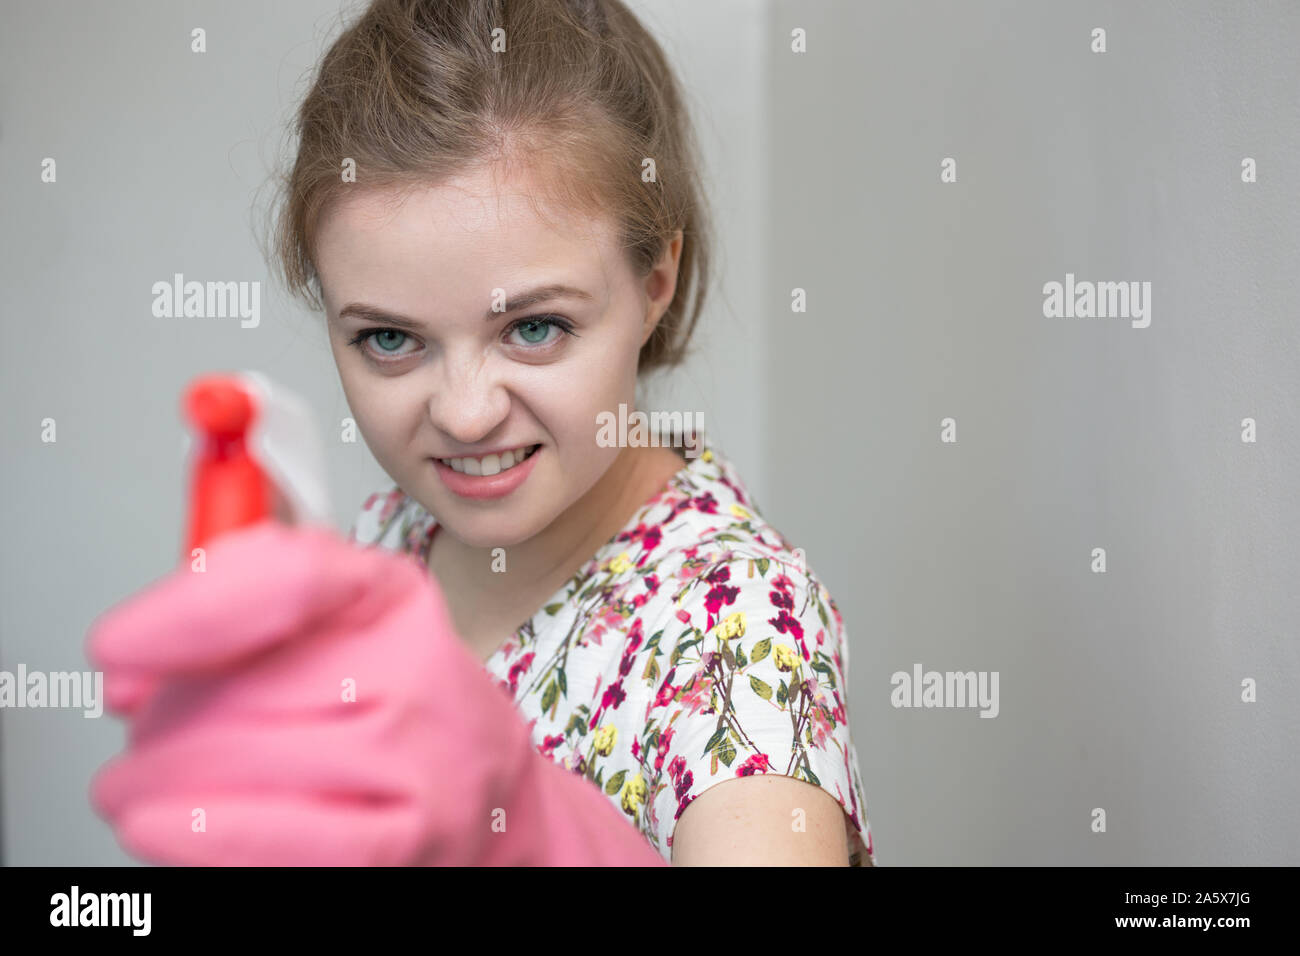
[764,0,1299,864]
[2,0,1296,865]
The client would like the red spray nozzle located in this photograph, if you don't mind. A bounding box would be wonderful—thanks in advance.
[183,376,257,441]
[181,374,271,557]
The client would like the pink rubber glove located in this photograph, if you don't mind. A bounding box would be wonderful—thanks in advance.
[87,522,667,866]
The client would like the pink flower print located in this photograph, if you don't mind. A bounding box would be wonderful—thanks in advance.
[624,617,645,656]
[589,679,629,730]
[676,608,692,624]
[703,568,739,629]
[653,724,676,774]
[506,651,535,695]
[674,789,696,821]
[602,681,627,711]
[378,488,404,524]
[809,705,833,748]
[769,608,806,652]
[830,691,847,726]
[638,525,662,560]
[705,565,731,585]
[736,753,772,776]
[769,587,794,612]
[679,674,713,716]
[653,666,679,708]
[693,491,719,514]
[668,755,687,785]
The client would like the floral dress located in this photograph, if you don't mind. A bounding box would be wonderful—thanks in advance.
[348,435,876,866]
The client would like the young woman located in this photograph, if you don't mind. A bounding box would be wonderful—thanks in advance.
[88,0,875,867]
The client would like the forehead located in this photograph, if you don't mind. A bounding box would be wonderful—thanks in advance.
[315,163,618,292]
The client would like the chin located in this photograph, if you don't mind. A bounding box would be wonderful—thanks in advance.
[442,512,547,550]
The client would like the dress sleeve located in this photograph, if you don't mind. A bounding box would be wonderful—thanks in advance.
[644,551,875,865]
[346,485,423,553]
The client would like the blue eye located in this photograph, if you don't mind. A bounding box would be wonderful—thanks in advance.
[505,315,577,348]
[371,329,408,352]
[346,314,578,366]
[347,328,417,359]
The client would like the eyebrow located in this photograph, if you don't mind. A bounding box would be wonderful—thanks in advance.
[336,283,594,330]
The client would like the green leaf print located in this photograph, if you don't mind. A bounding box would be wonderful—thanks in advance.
[541,679,558,713]
[751,637,772,663]
[717,738,736,767]
[543,602,563,616]
[814,593,831,630]
[777,680,788,705]
[749,675,773,700]
[670,635,702,667]
[756,557,770,577]
[605,769,627,796]
[701,726,727,758]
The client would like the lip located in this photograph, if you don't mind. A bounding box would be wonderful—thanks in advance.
[435,443,536,460]
[432,445,541,500]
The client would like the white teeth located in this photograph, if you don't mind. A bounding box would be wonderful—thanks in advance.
[440,445,536,475]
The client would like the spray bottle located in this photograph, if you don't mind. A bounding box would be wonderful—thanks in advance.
[180,371,332,558]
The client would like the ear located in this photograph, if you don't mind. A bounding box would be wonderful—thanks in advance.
[640,229,684,346]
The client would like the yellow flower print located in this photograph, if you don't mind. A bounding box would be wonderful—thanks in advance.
[713,611,746,641]
[773,643,800,672]
[702,449,714,462]
[620,772,647,816]
[593,723,618,756]
[729,503,751,520]
[607,552,633,575]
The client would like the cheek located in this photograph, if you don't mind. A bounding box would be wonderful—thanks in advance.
[333,369,414,464]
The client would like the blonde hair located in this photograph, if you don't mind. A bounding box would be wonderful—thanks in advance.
[268,0,713,375]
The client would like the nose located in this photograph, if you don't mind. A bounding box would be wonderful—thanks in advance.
[426,345,511,446]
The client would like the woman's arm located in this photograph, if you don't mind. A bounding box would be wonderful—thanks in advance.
[671,774,852,866]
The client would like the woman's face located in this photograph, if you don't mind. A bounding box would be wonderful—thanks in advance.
[314,164,669,549]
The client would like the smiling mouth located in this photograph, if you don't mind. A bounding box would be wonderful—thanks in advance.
[434,444,540,476]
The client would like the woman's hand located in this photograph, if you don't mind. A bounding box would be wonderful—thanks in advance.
[87,522,532,866]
